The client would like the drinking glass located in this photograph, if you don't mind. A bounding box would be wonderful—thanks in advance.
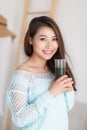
[55,59,66,79]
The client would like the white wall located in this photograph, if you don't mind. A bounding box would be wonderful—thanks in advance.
[0,0,25,129]
[55,0,87,103]
[0,0,87,130]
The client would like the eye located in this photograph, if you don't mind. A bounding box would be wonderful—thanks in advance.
[40,38,45,41]
[52,38,58,41]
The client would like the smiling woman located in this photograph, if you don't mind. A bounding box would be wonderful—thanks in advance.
[29,26,58,62]
[7,16,76,130]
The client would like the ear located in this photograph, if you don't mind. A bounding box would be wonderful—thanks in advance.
[29,37,33,45]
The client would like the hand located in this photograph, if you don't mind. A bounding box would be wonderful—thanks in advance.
[49,75,74,96]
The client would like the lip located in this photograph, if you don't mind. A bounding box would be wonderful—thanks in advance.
[43,50,53,54]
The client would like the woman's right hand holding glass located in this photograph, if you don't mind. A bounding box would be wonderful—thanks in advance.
[49,75,74,96]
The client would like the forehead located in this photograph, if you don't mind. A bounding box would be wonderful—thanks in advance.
[36,26,56,37]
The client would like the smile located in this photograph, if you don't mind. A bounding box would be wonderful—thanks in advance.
[43,50,53,55]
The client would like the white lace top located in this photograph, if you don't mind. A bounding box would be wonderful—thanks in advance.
[7,70,74,130]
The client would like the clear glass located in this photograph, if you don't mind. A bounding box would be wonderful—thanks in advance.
[55,59,66,79]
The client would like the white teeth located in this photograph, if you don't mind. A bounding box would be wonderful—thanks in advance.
[43,50,53,54]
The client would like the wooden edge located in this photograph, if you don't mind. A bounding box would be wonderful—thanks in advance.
[50,0,58,19]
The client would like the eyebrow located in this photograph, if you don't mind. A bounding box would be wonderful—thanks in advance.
[37,35,57,38]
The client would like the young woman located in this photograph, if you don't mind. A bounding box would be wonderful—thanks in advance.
[7,16,76,130]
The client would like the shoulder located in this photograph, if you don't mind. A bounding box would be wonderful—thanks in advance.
[16,59,30,72]
[16,60,31,72]
[10,65,30,86]
[12,60,29,79]
[16,64,25,71]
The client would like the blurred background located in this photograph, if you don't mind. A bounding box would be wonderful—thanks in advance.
[0,0,87,130]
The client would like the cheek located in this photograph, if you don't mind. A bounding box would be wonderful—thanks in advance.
[33,43,45,52]
[54,43,58,54]
[34,42,45,49]
[35,44,43,50]
[55,42,58,49]
[32,41,41,48]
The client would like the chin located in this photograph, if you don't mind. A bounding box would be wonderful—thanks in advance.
[43,55,53,60]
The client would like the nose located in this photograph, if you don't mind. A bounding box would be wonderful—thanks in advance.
[46,40,52,49]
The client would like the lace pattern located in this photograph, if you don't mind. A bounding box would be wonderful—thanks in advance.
[7,70,54,127]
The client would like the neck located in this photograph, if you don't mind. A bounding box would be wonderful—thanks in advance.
[27,55,48,70]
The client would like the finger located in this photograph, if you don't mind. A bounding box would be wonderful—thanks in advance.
[56,75,68,81]
[67,81,74,86]
[65,87,74,91]
[63,81,74,88]
[62,78,73,84]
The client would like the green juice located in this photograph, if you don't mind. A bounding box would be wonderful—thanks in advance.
[55,67,66,79]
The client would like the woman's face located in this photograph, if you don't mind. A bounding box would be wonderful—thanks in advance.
[30,26,58,61]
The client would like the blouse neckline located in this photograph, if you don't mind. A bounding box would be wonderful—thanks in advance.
[14,69,54,79]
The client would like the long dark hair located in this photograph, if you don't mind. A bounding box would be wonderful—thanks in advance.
[24,16,76,91]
